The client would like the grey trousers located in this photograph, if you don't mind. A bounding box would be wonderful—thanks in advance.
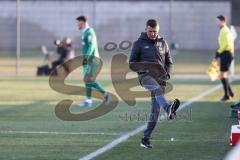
[139,74,169,139]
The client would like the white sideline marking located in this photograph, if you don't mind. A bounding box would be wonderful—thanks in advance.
[224,141,240,160]
[0,131,121,136]
[79,124,147,160]
[79,83,225,160]
[178,83,223,111]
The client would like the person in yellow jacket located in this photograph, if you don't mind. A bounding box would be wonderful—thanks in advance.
[215,15,234,101]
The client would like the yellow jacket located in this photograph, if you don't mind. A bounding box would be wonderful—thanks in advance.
[218,25,233,54]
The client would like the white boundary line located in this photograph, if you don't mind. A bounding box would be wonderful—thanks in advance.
[0,131,122,136]
[178,83,223,111]
[79,83,224,160]
[224,141,240,160]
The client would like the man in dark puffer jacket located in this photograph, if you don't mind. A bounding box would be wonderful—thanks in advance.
[129,19,180,149]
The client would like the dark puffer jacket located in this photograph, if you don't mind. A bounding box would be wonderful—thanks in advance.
[129,32,173,81]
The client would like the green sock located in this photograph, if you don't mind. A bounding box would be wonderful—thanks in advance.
[87,82,106,94]
[85,84,92,99]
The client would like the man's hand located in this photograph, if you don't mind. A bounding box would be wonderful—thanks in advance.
[215,51,220,59]
[157,72,170,81]
[82,58,88,65]
[166,73,170,80]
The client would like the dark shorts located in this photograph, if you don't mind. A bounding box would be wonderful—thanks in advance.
[219,51,233,72]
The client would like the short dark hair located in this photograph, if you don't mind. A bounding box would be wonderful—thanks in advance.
[146,19,159,28]
[76,16,87,22]
[217,15,226,22]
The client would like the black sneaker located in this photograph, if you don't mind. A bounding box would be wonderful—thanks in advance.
[140,137,153,149]
[167,99,180,120]
[230,93,235,100]
[221,95,230,102]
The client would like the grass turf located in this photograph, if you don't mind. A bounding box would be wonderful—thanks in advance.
[1,49,240,76]
[0,77,239,160]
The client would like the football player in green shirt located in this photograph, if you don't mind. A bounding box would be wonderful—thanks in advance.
[76,16,111,107]
[215,15,234,101]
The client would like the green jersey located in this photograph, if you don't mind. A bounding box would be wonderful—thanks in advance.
[81,27,100,59]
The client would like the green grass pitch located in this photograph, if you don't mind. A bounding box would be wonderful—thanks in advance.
[0,77,239,160]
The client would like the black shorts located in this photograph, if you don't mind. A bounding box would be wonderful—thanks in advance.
[219,51,233,72]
